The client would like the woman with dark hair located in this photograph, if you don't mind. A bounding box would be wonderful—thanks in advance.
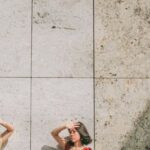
[51,121,92,150]
[0,119,14,150]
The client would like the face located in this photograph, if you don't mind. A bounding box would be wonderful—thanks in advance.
[69,128,81,143]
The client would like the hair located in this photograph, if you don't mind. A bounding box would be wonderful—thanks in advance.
[65,121,92,150]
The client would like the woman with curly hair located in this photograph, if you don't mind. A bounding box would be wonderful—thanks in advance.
[0,119,14,150]
[51,121,92,150]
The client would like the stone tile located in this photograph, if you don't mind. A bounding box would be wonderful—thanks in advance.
[32,78,93,149]
[95,79,150,150]
[95,0,150,78]
[32,0,93,77]
[0,0,31,77]
[0,79,30,150]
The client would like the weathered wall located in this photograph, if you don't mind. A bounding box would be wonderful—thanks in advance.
[0,0,150,150]
[0,0,93,150]
[95,0,150,149]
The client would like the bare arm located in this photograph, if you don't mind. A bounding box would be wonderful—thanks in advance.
[50,121,80,150]
[0,119,15,144]
[50,123,67,150]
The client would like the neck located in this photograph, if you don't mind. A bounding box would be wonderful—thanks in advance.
[74,141,83,148]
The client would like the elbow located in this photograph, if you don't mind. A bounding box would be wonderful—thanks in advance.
[51,131,55,135]
[50,131,57,136]
[11,126,15,132]
[9,126,15,133]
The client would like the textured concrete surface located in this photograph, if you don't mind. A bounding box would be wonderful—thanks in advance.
[0,79,30,150]
[95,79,150,150]
[0,1,94,150]
[121,101,150,150]
[0,0,31,77]
[32,0,93,77]
[95,0,150,78]
[0,0,150,150]
[95,0,150,149]
[32,78,93,150]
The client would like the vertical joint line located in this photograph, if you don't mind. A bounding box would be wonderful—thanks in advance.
[30,0,33,150]
[93,0,95,150]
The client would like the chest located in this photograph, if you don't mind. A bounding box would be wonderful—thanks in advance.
[69,147,86,150]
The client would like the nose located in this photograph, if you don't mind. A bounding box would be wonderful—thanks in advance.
[70,130,75,136]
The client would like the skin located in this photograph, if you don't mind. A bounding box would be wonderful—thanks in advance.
[0,119,14,145]
[51,121,85,150]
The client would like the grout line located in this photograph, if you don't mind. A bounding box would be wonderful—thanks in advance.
[0,77,93,79]
[94,77,150,79]
[31,77,94,79]
[0,77,150,79]
[0,76,150,79]
[30,78,32,150]
[93,0,96,149]
[30,0,33,150]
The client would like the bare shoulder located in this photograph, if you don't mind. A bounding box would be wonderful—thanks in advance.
[69,146,92,150]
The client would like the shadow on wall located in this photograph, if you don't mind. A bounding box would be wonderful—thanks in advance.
[121,100,150,150]
[41,136,71,150]
[41,145,59,150]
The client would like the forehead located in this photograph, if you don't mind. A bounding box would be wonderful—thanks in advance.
[68,128,77,132]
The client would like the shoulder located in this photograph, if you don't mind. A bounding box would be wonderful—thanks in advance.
[83,147,92,150]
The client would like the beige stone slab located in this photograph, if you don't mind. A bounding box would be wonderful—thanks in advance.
[0,79,30,150]
[0,1,31,77]
[95,79,150,150]
[32,78,94,149]
[95,0,150,78]
[32,0,93,77]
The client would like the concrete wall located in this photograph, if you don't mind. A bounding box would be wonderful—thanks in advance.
[95,0,150,149]
[0,0,150,150]
[0,0,93,150]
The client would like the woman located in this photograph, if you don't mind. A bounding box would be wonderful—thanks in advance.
[51,121,92,150]
[0,119,14,150]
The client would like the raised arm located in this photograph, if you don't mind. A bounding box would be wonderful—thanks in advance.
[0,119,15,144]
[51,123,67,150]
[50,121,80,150]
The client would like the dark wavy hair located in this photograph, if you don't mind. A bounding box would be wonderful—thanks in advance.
[65,121,92,150]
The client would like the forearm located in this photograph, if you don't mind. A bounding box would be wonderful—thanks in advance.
[51,124,66,136]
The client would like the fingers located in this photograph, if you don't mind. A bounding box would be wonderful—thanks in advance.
[72,122,80,129]
[67,120,80,130]
[74,122,80,126]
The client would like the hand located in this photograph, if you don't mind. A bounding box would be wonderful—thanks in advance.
[0,118,5,124]
[65,121,80,130]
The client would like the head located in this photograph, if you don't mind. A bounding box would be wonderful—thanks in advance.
[67,121,92,146]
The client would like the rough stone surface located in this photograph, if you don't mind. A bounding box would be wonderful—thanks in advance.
[95,79,150,150]
[95,0,150,78]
